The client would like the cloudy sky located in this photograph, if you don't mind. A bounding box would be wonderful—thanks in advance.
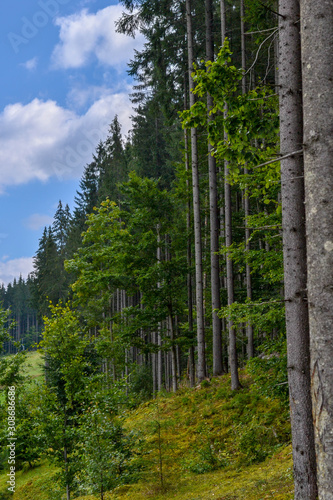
[0,0,144,285]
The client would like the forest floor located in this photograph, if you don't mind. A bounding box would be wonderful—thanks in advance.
[0,365,294,500]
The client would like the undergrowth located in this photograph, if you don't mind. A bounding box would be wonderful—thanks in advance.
[0,368,293,500]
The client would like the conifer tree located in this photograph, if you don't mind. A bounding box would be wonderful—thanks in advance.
[278,0,317,496]
[301,0,333,496]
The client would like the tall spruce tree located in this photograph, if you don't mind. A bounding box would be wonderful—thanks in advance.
[278,0,317,497]
[206,0,223,376]
[301,0,333,497]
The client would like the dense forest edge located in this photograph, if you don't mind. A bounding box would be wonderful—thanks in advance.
[0,0,332,498]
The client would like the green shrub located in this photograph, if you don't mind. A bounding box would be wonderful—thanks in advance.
[246,337,288,404]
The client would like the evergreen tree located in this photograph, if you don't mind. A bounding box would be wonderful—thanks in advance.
[98,116,128,203]
[278,0,317,497]
[32,227,64,317]
[52,201,72,253]
[301,0,333,496]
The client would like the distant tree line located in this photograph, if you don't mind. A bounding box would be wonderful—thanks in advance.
[0,277,41,353]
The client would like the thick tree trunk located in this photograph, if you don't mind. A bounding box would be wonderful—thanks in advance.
[206,0,223,376]
[300,1,333,498]
[186,0,206,382]
[278,1,318,498]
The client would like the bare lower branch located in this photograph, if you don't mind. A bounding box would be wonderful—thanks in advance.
[245,27,279,35]
[252,149,303,169]
[245,29,279,76]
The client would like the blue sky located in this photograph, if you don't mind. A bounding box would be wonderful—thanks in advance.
[0,0,144,285]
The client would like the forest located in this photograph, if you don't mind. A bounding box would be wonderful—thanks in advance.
[0,0,332,499]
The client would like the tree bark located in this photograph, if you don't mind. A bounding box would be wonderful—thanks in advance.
[168,312,178,393]
[157,225,163,391]
[206,0,223,376]
[221,0,240,391]
[300,1,333,497]
[244,169,254,359]
[240,0,254,358]
[186,0,206,382]
[185,124,196,387]
[240,0,246,95]
[278,0,318,498]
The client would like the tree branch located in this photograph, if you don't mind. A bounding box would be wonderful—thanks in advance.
[252,150,303,169]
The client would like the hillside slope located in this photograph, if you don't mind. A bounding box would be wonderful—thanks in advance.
[1,372,294,500]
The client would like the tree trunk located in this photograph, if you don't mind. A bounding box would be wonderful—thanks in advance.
[184,86,196,387]
[168,312,178,393]
[157,225,163,392]
[206,0,223,377]
[240,0,254,358]
[300,1,333,497]
[278,0,318,498]
[186,0,206,382]
[240,0,246,95]
[244,169,254,359]
[224,163,240,390]
[221,0,240,391]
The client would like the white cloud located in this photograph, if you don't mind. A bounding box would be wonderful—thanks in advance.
[0,257,34,286]
[52,5,145,69]
[24,214,54,231]
[22,57,38,71]
[0,90,133,191]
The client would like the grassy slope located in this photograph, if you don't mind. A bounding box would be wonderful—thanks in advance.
[21,350,44,379]
[0,351,43,405]
[1,372,294,500]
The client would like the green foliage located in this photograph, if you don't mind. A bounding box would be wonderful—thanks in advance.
[0,371,293,499]
[128,364,153,403]
[77,404,140,498]
[124,373,290,486]
[0,351,27,389]
[66,173,189,382]
[0,309,11,350]
[37,304,99,494]
[246,337,289,403]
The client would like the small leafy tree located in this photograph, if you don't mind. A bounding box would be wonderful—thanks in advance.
[38,303,95,499]
[78,399,139,499]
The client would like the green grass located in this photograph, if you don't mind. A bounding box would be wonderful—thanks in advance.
[0,350,43,411]
[21,350,44,380]
[104,445,294,500]
[0,371,294,500]
[0,462,59,500]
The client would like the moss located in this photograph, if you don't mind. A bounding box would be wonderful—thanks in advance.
[0,372,293,500]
